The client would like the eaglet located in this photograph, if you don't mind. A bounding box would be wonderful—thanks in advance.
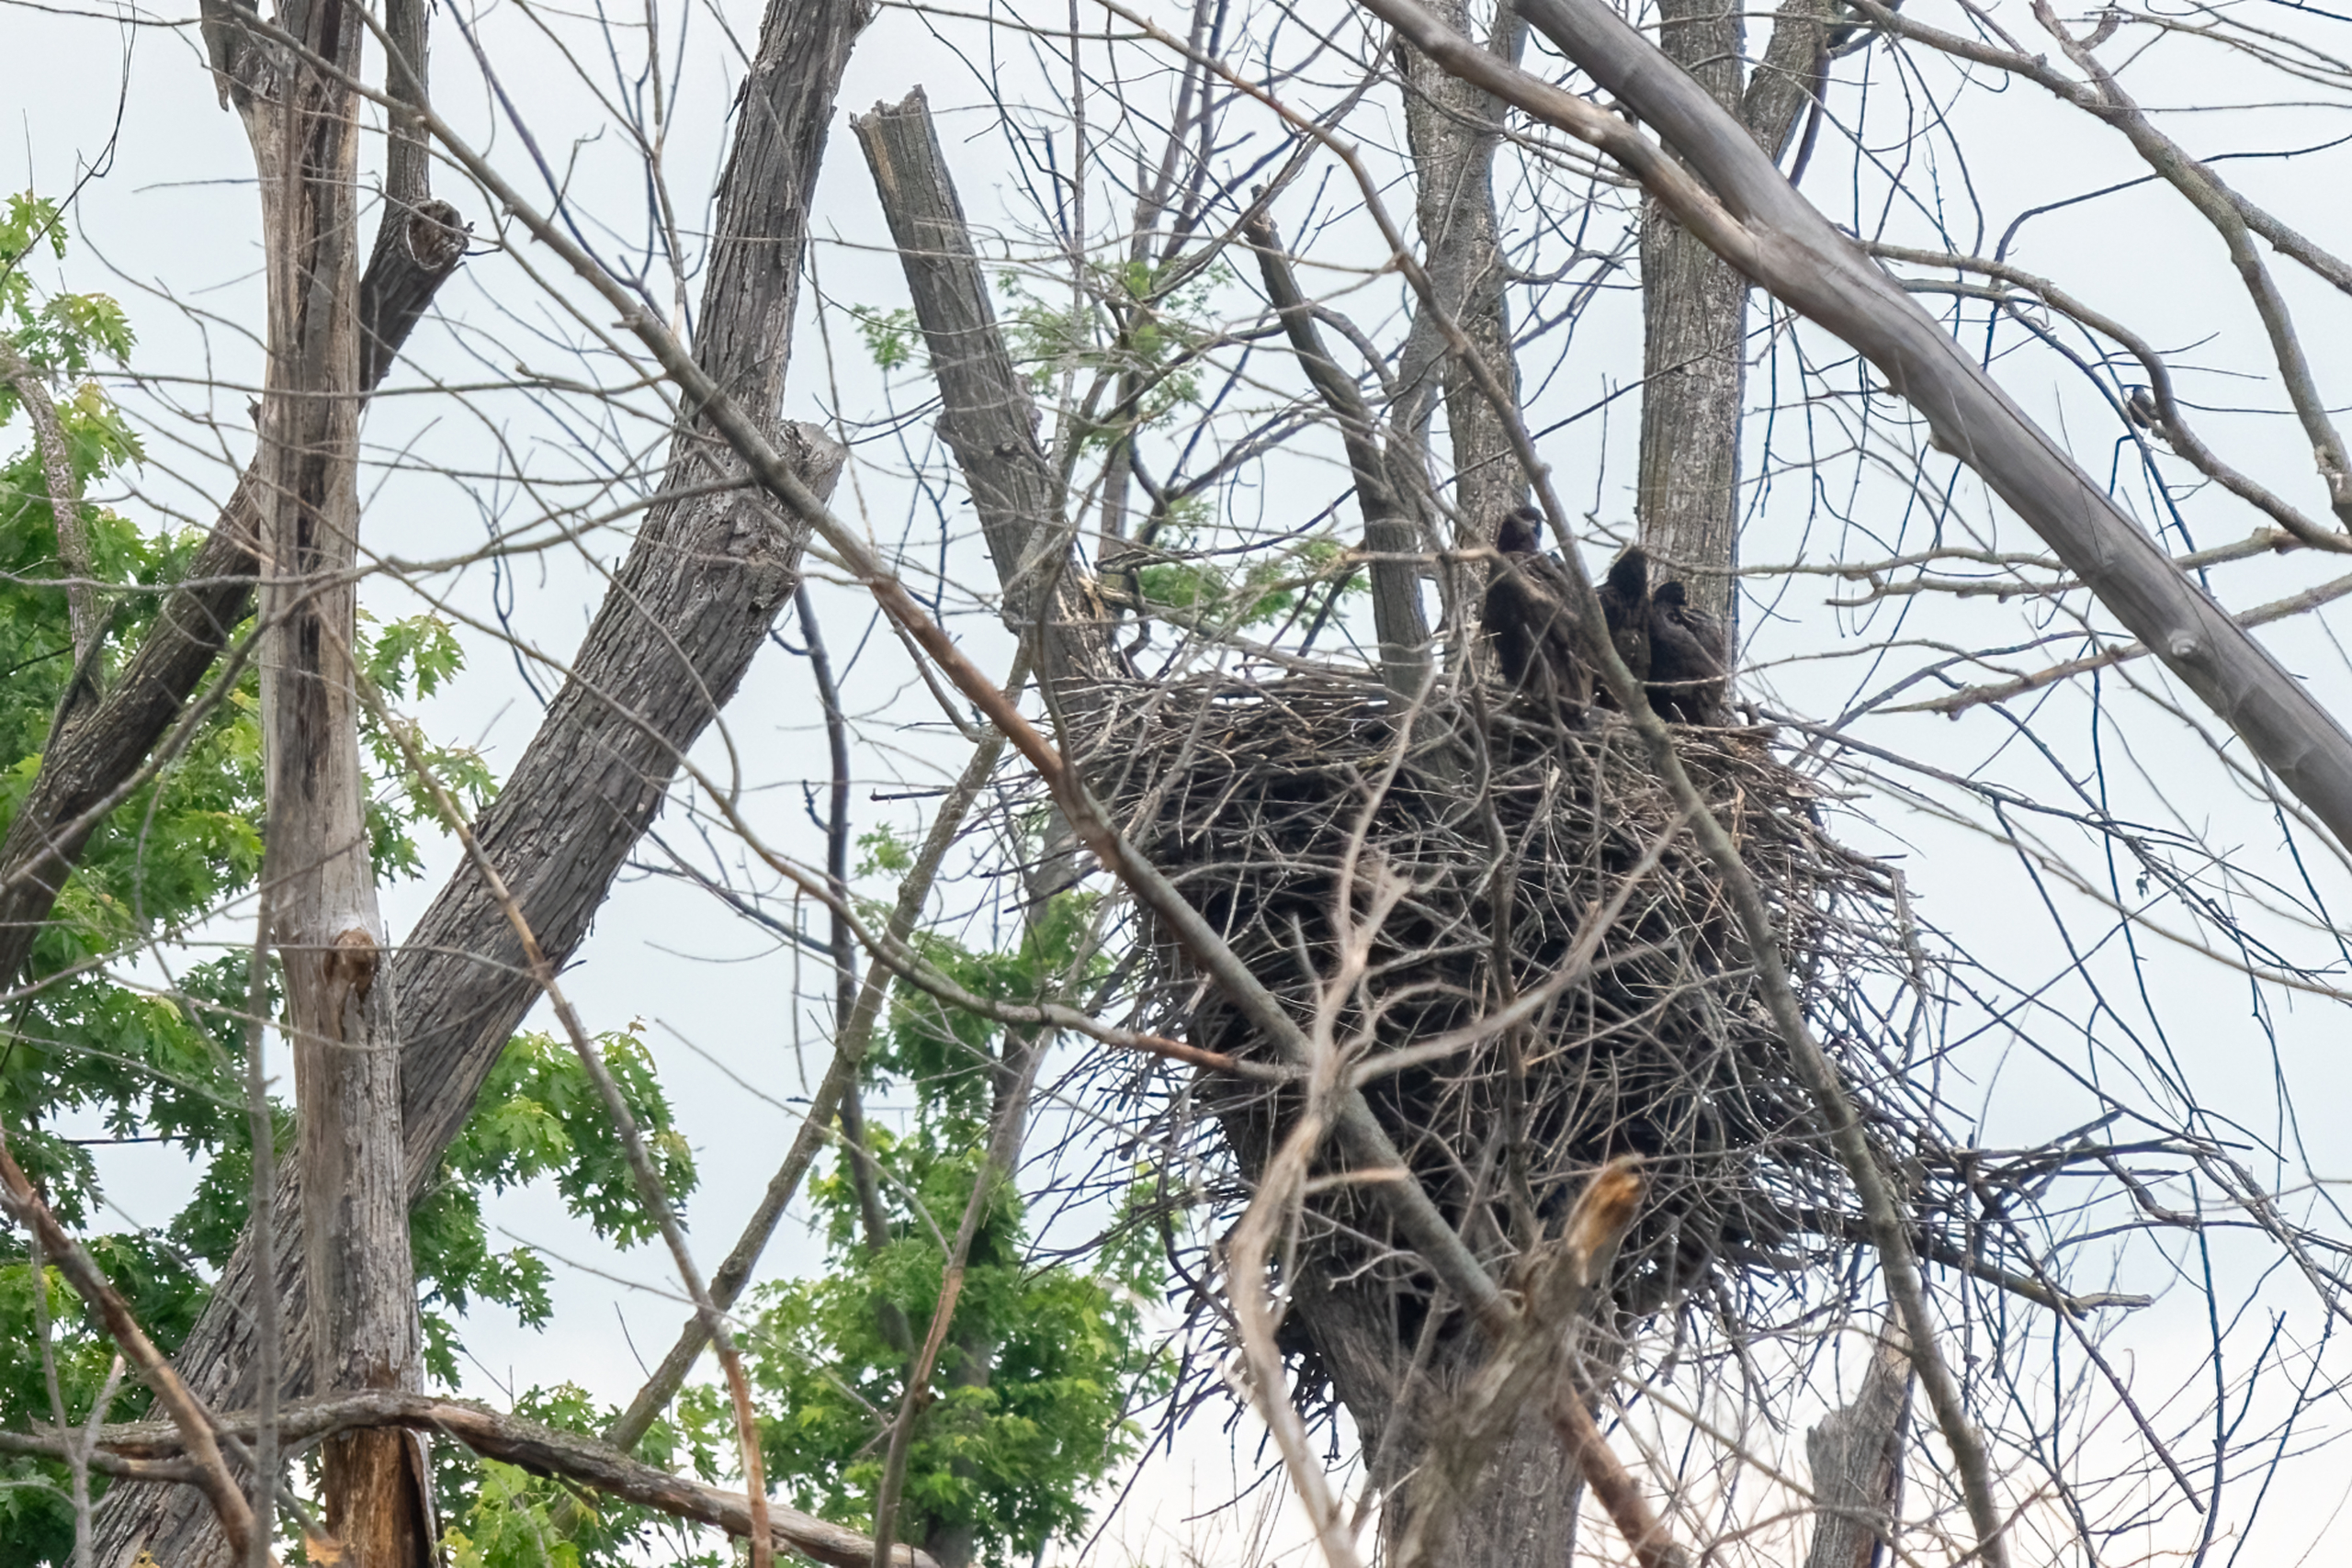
[1484,505,1591,723]
[1590,543,1651,707]
[1646,580,1730,725]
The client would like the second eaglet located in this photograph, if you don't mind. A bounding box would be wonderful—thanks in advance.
[1646,581,1730,725]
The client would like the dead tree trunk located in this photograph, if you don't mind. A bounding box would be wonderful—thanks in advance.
[1802,1326,1911,1568]
[209,0,433,1556]
[85,0,870,1560]
[853,88,1124,722]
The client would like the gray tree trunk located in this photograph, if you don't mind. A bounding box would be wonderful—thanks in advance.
[1636,0,1822,629]
[85,0,870,1559]
[853,88,1124,727]
[217,0,432,1554]
[1396,0,1526,556]
[1803,1326,1911,1568]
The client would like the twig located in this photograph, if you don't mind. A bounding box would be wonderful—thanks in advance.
[794,586,902,1324]
[1890,569,2352,717]
[356,678,773,1568]
[0,1131,269,1564]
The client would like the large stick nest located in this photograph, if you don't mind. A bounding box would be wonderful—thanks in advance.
[1077,666,1949,1377]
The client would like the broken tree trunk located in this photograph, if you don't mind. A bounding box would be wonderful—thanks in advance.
[1802,1325,1911,1568]
[209,0,434,1555]
[85,0,871,1558]
[852,88,1125,719]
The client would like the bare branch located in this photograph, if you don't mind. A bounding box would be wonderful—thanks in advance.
[71,1392,939,1568]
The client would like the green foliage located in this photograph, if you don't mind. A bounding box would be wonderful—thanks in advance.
[741,887,1170,1565]
[436,1386,727,1568]
[415,1027,697,1381]
[855,823,914,879]
[995,258,1228,450]
[360,609,496,878]
[0,194,134,389]
[1136,528,1355,632]
[851,304,922,372]
[0,1258,126,1562]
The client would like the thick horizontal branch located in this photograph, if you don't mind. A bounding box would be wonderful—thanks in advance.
[66,1391,934,1568]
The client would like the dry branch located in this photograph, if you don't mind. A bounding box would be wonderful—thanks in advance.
[66,1392,936,1568]
[1366,0,2352,864]
[0,1134,267,1565]
[0,337,99,679]
[1244,209,1431,698]
[1896,570,2352,717]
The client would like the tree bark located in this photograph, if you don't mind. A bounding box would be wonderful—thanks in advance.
[1636,0,1821,628]
[1396,0,1525,554]
[1802,1326,1911,1568]
[85,0,870,1557]
[852,88,1124,718]
[216,0,432,1554]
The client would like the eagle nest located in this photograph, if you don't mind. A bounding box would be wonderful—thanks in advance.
[1074,665,1958,1387]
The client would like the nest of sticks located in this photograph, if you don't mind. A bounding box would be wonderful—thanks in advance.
[1078,666,1951,1387]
